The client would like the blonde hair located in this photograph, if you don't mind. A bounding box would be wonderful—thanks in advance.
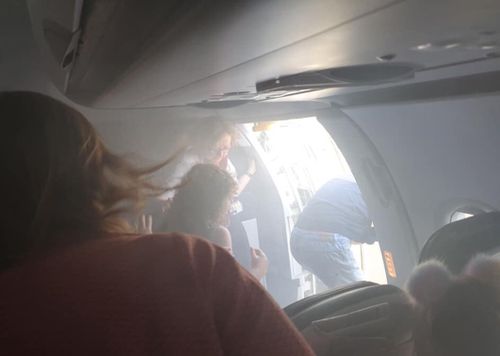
[188,118,237,156]
[1,92,169,269]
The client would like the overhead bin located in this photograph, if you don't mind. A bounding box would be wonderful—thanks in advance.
[27,0,500,108]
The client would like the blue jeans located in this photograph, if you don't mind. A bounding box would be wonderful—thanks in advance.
[290,227,364,289]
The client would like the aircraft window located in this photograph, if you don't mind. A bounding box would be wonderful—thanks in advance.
[450,210,474,222]
[449,205,489,223]
[238,117,387,305]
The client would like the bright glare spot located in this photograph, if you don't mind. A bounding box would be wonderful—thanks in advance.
[480,44,498,50]
[301,64,323,70]
[450,211,474,222]
[246,117,354,207]
[443,41,461,49]
[351,242,388,285]
[415,43,432,51]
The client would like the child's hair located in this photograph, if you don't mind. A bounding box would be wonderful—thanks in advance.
[431,277,500,356]
[405,259,453,307]
[407,255,500,356]
[463,254,500,293]
[164,164,237,239]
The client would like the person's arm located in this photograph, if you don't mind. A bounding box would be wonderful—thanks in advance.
[210,225,233,254]
[212,225,267,280]
[235,159,256,196]
[249,247,268,280]
[137,214,153,234]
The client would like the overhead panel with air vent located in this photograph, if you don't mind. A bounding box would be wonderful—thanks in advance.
[27,0,500,108]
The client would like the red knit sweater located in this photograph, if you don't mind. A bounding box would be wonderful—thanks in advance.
[0,233,313,355]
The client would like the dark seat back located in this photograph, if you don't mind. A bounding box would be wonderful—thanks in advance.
[419,212,500,274]
[285,283,415,355]
[284,281,375,322]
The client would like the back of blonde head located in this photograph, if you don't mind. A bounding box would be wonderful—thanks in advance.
[1,92,167,270]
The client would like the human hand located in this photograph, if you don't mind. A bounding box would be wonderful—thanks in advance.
[162,198,172,213]
[250,247,268,280]
[138,214,153,234]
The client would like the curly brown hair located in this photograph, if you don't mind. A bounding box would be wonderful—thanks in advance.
[164,164,237,239]
[1,92,170,270]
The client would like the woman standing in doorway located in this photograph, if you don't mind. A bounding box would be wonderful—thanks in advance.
[163,118,258,270]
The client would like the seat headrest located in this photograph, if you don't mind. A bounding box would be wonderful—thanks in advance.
[419,212,500,274]
[284,281,375,320]
[285,283,414,347]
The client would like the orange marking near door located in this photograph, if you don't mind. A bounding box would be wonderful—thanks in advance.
[383,250,397,278]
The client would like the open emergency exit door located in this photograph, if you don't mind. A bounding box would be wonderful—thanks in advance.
[237,117,387,305]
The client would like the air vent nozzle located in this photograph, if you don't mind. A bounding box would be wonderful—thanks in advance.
[257,62,420,92]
